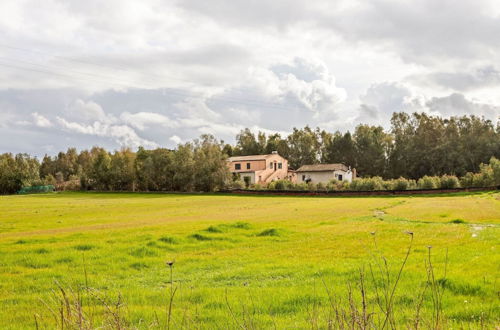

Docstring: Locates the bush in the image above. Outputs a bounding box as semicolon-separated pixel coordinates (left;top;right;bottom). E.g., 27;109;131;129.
349;177;385;191
267;181;276;190
391;177;411;190
293;182;309;191
227;180;245;189
316;182;327;191
473;171;493;187
307;182;316;191
417;176;439;189
326;179;348;191
326;179;336;191
439;175;460;189
459;157;500;188
490;157;500;186
460;172;475;188
251;183;264;190
274;179;292;190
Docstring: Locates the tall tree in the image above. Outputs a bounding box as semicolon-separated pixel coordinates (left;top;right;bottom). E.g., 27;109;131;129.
286;126;321;169
233;128;262;155
321;131;357;168
354;125;391;177
193;135;230;192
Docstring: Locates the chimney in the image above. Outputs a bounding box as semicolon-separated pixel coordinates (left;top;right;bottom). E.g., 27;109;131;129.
271;150;278;154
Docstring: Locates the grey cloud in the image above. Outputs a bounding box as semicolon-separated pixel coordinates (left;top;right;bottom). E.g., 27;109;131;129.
426;93;500;118
176;0;315;28
326;0;500;64
358;82;414;122
271;58;328;82
411;66;500;91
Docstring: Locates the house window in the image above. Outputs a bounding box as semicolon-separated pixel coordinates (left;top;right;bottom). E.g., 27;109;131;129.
246;163;251;169
269;162;273;169
235;163;241;170
302;175;306;181
338;174;343;181
278;162;282;169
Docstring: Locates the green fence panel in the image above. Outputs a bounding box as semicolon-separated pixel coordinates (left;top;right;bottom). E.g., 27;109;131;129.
17;185;55;194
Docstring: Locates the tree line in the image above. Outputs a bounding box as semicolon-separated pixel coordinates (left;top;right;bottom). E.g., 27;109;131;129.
1;135;229;194
0;112;499;194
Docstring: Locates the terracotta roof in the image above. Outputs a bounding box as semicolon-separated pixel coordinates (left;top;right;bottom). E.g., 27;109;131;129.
228;154;275;162
296;163;349;172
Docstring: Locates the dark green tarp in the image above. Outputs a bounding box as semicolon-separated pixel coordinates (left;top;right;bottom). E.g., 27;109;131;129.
17;185;55;194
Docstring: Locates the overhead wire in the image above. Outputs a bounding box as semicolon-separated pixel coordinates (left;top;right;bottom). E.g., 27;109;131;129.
0;44;304;111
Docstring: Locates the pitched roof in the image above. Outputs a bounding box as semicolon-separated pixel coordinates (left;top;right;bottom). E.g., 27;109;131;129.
228;154;275;162
296;163;349;172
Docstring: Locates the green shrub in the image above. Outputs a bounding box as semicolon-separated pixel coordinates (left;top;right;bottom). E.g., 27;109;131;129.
267;181;277;190
326;179;347;191
461;158;500;188
474;171;492;187
391;177;410;190
316;182;326;191
307;182;316;191
439;175;460;189
227;180;245;189
490;157;500;185
350;177;385;191
417;176;439;189
460;172;475;188
251;183;264;190
274;179;292;190
293;182;309;191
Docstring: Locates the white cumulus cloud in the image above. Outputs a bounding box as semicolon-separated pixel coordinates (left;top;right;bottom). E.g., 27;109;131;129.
120;111;177;130
31;112;52;127
56;117;158;149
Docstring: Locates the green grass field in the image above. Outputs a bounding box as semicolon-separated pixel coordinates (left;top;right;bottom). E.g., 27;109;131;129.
0;192;499;329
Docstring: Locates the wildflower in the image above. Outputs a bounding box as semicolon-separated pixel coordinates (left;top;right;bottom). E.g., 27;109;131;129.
166;260;175;267
405;231;414;236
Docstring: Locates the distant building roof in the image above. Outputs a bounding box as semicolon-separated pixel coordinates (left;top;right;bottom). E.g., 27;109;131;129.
296;163;349;172
228;154;279;162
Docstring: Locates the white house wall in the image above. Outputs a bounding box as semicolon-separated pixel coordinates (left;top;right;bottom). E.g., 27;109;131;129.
298;170;353;184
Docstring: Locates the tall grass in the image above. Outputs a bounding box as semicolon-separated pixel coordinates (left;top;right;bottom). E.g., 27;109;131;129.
37;234;466;329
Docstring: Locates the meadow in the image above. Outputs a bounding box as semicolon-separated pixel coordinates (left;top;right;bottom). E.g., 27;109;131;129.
0;192;498;329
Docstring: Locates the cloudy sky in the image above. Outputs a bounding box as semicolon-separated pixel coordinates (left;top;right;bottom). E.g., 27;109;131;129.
1;0;500;156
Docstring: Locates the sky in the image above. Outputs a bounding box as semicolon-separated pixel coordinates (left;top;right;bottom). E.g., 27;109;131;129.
1;0;500;156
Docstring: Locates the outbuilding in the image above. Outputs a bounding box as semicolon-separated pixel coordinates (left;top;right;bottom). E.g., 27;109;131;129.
296;164;356;184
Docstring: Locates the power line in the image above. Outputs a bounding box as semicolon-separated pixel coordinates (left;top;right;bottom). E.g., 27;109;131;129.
0;43;197;86
0;43;307;111
0;59;304;112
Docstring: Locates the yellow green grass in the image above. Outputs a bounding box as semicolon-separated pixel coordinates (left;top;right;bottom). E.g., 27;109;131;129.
0;192;499;328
